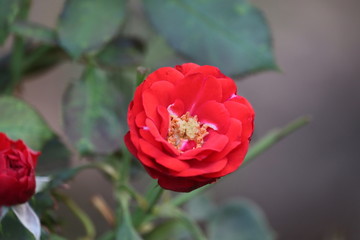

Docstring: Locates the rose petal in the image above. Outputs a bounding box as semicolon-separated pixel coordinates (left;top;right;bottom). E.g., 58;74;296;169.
167;99;185;117
219;77;237;101
139;139;188;172
175;158;228;177
157;174;215;192
175;63;200;75
185;65;226;78
195;101;230;133
146;118;180;156
224;101;254;139
142;81;175;125
135;111;147;128
144;67;184;87
157;106;170;138
179;132;229;160
203;141;249;178
175;74;222;113
0;133;11;152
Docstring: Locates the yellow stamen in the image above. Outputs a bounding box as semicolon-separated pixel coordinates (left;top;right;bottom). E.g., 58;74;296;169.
167;112;209;151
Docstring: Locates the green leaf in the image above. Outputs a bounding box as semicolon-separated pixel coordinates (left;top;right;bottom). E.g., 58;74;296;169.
143;0;277;76
62;66;126;155
185;194;215;221
0;0;21;44
144;219;192;240
208;200;275;240
37;135;71;173
143;35;185;70
11;21;57;45
12;203;41;240
57;0;126;58
0;96;53;150
48;167;82;189
97;36;145;69
116;193;143;240
0;211;34;240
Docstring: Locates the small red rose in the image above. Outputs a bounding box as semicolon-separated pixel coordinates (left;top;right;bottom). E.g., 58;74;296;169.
0;133;39;206
125;63;255;192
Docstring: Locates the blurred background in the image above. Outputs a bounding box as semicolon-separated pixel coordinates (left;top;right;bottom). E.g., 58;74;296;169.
7;0;360;239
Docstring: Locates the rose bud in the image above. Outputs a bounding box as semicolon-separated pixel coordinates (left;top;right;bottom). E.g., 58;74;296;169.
0;133;39;206
125;63;255;192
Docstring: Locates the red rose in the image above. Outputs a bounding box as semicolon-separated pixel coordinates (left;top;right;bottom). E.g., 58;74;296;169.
125;63;255;192
0;133;39;206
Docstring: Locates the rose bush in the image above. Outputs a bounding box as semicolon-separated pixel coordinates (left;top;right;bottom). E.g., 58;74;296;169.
125;63;255;192
0;133;39;206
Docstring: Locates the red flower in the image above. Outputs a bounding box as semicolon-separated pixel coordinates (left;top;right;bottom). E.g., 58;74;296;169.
0;133;39;206
125;63;255;192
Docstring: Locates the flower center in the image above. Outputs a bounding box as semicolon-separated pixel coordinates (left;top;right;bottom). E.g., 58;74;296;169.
167;112;209;151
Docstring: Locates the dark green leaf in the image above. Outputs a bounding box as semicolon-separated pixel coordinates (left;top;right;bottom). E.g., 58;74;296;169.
143;35;186;70
48;167;83;189
37;135;71;173
57;0;126;58
143;0;277;76
11;21;57;45
0;0;21;44
208;200;275;240
0;212;34;240
0;56;12;94
97;36;145;69
63;66;126;155
0;96;53;150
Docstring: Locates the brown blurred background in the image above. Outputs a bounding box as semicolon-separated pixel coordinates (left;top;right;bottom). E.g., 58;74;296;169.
9;0;360;239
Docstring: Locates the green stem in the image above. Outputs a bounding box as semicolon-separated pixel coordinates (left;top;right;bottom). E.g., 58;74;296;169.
243;116;310;165
120;146;131;183
22;45;52;70
179;213;207;240
170;116;310;207
7;0;31;94
54;192;96;240
156;207;207;240
133;182;164;228
171;185;209;207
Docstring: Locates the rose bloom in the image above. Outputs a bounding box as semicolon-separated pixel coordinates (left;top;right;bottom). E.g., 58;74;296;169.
0;133;39;206
125;63;255;192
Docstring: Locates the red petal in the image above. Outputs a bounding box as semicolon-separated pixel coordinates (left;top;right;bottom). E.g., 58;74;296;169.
185;65;226;78
144;67;184;87
146;118;180;156
195;101;230;134
139;139;188;172
0;133;11;151
124;132;138;157
137;152;166;173
175;63;200;75
175;74;222;113
179;132;229;160
157;106;170;138
219;77;237;102
167;99;185;116
157;174;215;192
135;111;147;128
175;158;228;177
142;81;175;125
204;141;249;178
224;101;254;139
